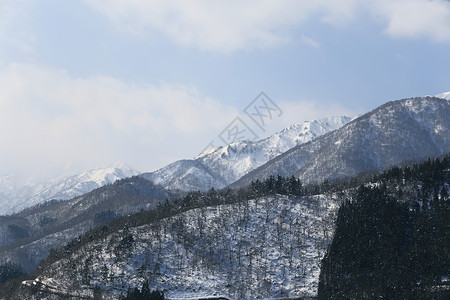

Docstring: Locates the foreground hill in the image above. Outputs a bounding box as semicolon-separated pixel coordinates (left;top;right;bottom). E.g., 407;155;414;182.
319;154;450;299
17;186;341;299
231;96;450;188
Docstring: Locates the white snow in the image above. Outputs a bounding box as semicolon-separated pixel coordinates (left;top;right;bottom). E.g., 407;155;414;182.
145;116;351;191
30;194;341;299
434;91;450;100
0;162;139;215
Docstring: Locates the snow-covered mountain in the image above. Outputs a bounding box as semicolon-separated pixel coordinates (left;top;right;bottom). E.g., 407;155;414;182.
435;91;450;100
141;116;351;191
0;176;171;273
231;96;450;188
0;162;139;215
6;92;450;299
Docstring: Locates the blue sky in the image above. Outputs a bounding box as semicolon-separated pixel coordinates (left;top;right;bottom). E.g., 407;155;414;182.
1;0;449;179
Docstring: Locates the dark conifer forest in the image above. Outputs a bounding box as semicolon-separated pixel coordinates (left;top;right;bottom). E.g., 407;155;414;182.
318;156;450;299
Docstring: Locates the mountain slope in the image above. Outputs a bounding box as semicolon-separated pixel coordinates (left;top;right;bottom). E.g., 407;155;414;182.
231;96;450;188
0;176;171;273
0;162;139;215
318;154;450;299
141;116;351;191
435;91;450;100
19;193;340;299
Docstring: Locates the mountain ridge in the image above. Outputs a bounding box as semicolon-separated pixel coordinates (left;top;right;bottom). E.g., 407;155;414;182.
0;176;171;273
0;162;140;215
433;91;450;100
141;116;351;192
230;96;450;189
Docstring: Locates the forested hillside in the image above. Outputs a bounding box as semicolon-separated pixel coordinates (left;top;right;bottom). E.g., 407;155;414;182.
0;177;172;274
3;155;450;299
12;177;341;299
319;156;450;299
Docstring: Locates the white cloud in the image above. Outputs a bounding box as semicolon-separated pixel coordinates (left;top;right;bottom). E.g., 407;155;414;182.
371;0;450;42
0;63;239;178
84;0;450;53
318;0;361;25
0;63;359;180
301;35;321;48
0;0;35;59
84;0;360;53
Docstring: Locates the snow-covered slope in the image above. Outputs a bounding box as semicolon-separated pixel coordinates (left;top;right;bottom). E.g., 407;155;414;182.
435;91;450;100
141;116;351;191
231;96;450;188
22;194;341;299
0;176;171;273
0;162;139;215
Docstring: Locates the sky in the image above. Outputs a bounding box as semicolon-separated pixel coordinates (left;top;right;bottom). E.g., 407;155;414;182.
0;0;450;180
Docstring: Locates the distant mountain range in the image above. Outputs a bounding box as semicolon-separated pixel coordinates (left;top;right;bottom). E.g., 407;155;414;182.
0;162;139;215
0;117;352;216
0;176;172;273
231;95;450;188
140;116;352;191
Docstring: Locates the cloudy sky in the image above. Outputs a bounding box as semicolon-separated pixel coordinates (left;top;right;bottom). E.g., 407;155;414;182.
1;0;450;180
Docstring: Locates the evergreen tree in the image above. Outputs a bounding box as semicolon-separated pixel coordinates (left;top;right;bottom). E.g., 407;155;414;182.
440;186;448;201
93;286;103;300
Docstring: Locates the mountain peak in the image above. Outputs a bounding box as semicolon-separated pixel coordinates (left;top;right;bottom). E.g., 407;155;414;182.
434;91;450;100
231;96;450;189
0;163;140;215
111;161;135;170
196;145;219;159
141;116;351;191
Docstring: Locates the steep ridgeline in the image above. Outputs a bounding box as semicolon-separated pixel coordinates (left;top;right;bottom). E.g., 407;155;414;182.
0;162;140;215
318;154;450;299
140;116;351;192
231;96;450;188
0;177;172;273
18;186;341;300
435;91;450;100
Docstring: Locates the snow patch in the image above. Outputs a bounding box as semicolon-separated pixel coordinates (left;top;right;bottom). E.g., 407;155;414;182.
434;91;450;100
